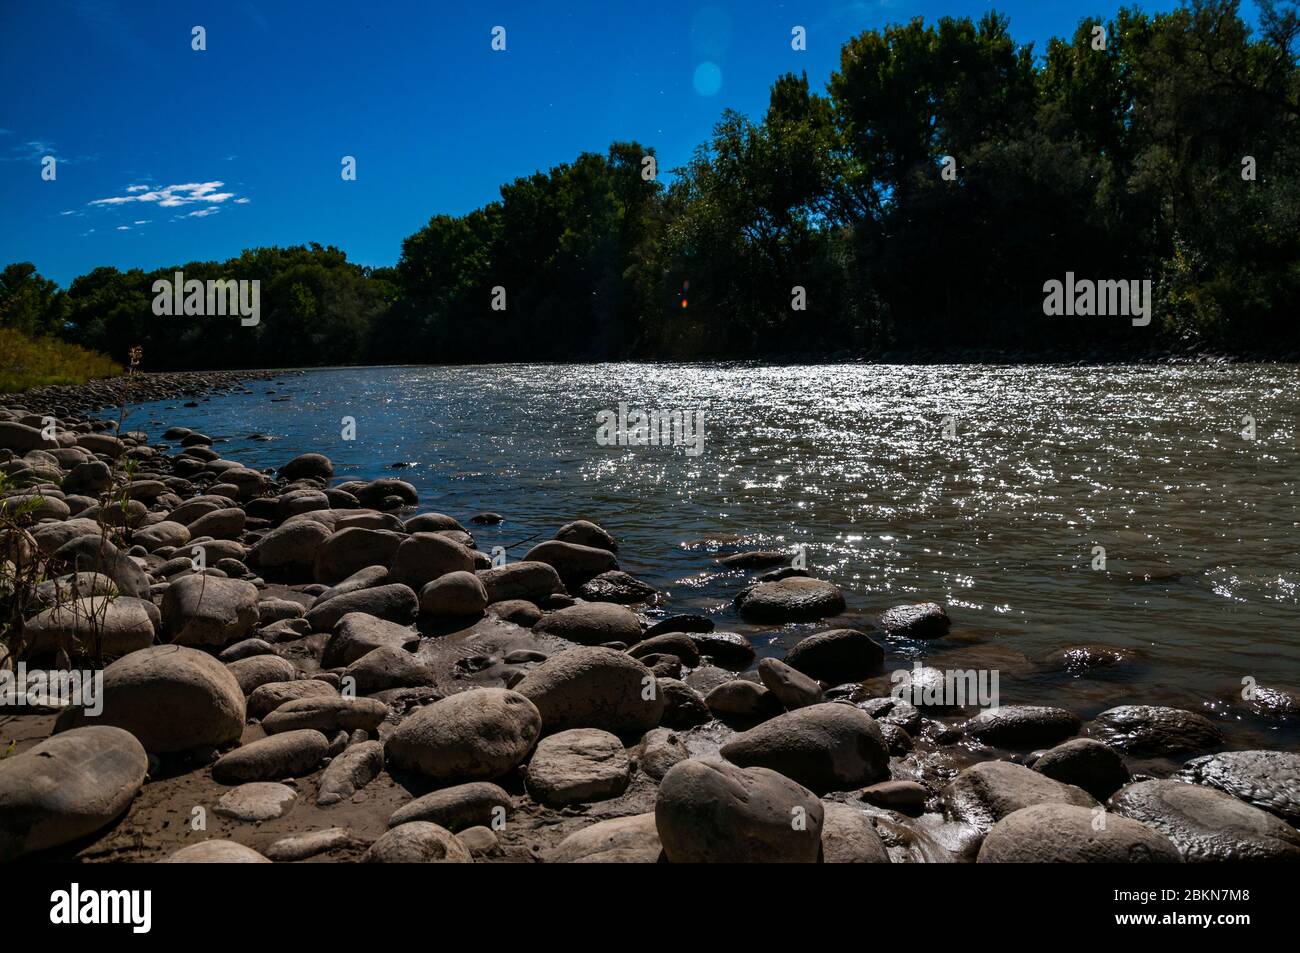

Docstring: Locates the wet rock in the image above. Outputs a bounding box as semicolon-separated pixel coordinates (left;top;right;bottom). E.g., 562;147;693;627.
1033;738;1131;802
577;570;656;604
878;602;951;639
515;646;664;736
211;729;331;783
860;779;928;816
940;761;1098;835
321;612;420;668
735;577;846;623
353;478;418;510
260;696;389;735
525;539;618;587
630;728;690;781
628;632;699;666
363;822;472;863
488;599;544;627
1039;643;1138;676
1110;779;1300;862
646;614;713;637
655;760;823;863
784;628;884;682
477;561;565;604
533;602;644;646
0;726;148;861
419;570;488;618
1174;750;1300;826
821;802;891;863
385;688;541;783
526;728;631;806
546;813;663;863
758;657;824;710
457;826;501;857
1087;705;1223;756
162;840;271;863
688;631;755;669
250;520;332;574
965;706;1081;750
214;782;297;821
219;638;275;662
977;804;1181;863
389;781;511;831
53;644;245;753
317;740;385;806
279;453;333;482
304;584;419;632
721;703;891;793
718;550;791;569
391;533;477;590
162;574;260;647
312;564;389;604
553;519;618;552
470;512;503;525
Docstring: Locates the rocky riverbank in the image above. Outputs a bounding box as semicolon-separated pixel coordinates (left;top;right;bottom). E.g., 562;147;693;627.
1;388;1298;864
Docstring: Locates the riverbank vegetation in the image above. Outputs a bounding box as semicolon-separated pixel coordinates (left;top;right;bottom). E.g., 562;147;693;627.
0;327;122;393
3;0;1297;369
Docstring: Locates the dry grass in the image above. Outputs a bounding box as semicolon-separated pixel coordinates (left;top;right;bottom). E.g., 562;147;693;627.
0;328;122;392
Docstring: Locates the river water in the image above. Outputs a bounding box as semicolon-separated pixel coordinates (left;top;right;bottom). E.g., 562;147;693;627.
120;363;1300;750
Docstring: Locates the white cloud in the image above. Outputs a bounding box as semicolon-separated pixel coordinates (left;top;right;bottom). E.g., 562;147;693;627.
186;207;220;218
89;181;239;209
234;197;251;204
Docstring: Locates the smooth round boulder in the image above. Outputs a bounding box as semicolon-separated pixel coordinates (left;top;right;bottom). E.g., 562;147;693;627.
545;813;662;863
878;602;951;639
820;802;892;863
1109;779;1300;862
260;696;388;735
161;840;271;863
476;561;565;604
304;584;419;632
757;657;823;710
391;533;477;590
525;729;631;806
0;726;148;861
214;782;297;821
384;688;542;783
965;705;1082;749
784;628;883;682
279;452;334;482
720;703;890;793
250;519;332;573
247;679;338;718
1174;750;1300;826
977;804;1182;863
554;519;618;552
388;781;512;831
735;577;846;623
53;645;245;753
534;602;642;646
655;760;823;863
363;821;472;863
313;527;404;585
419;570;488;618
514;646;665;736
162;574;260;647
321;612;420;668
225;654;297;696
342;644;435;694
317;740;385;806
941;760;1099;834
211;729;331;784
1032;737;1131;801
23;596;156;656
1087;705;1223;755
525;539;618;587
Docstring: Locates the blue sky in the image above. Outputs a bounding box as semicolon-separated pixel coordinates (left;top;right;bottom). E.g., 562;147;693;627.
0;0;1238;286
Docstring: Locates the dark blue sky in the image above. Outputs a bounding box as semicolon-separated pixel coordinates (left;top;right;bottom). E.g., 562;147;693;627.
2;0;1238;285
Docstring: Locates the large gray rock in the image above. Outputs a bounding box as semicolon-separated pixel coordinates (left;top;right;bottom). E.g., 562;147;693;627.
363;822;472;863
757;657;823;710
1033;738;1131;802
321;612;420;668
721;703;890;792
388;781;511;831
1174;750;1300;826
534;602;642;646
655;760;824;863
783;628;883;682
161;840;270;863
735;577;846;623
187;507;245;540
313;527;404;584
419;570;489;618
343;644;435;694
162;574;260;647
878;601;951;639
525;728;631;806
820;802;892;863
1109;779;1300;862
977;804;1182;863
525;539;618;587
1087;705;1223;755
0;726;148;861
211;729;331;783
250;519;332;573
225;654;297;696
514;646;665;736
385;688;542;783
965;705;1082;749
630;727;690;780
317;740;385;806
260;696;388;735
304;584;418;632
545;813;664;863
214;782;297;822
51;535;149;598
53;645;245;753
391;532;476;589
279;452;334;482
554;519;618;552
247;679;338;718
477;561;565;604
941;760;1098;834
23;596;155;656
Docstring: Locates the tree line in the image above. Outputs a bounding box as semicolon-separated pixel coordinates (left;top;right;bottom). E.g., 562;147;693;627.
3;1;1297;371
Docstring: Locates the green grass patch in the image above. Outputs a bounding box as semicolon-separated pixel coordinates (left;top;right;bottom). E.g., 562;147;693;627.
0;328;122;393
